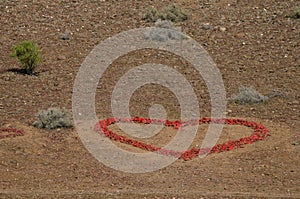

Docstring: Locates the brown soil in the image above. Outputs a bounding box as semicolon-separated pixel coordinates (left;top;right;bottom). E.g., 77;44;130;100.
0;0;299;198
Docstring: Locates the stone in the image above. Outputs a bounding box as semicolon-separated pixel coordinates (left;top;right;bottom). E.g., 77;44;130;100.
57;55;66;60
59;31;72;40
219;27;226;32
202;23;213;30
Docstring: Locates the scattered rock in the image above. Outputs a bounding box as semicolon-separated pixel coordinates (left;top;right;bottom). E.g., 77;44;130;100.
3;123;12;128
202;23;213;30
59;31;72;40
3;76;10;81
219;27;226;32
236;32;246;38
57;55;66;60
291;141;299;146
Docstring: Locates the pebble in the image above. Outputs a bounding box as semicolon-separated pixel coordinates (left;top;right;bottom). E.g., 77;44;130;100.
59;31;72;40
236;32;246;38
291;141;299;146
4;76;10;81
57;55;66;60
202;23;213;30
3;123;12;128
219;27;226;32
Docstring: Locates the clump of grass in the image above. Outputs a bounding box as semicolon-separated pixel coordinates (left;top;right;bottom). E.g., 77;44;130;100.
143;4;188;23
33;108;73;130
287;7;300;19
144;19;188;42
159;4;188;22
154;19;175;29
10;40;42;75
231;86;269;104
143;7;159;22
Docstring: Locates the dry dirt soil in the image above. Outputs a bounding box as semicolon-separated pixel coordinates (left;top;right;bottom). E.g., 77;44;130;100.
0;0;299;198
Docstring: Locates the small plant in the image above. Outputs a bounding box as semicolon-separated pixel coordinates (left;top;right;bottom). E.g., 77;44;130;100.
10;40;42;75
159;4;188;22
143;7;159;22
144;19;188;42
33;108;73;130
231;86;269;104
143;4;188;23
287;7;300;19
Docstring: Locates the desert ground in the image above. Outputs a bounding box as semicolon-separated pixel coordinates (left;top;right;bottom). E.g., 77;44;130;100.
0;0;299;198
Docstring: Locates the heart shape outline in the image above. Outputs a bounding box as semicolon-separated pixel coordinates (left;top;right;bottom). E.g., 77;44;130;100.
94;117;269;160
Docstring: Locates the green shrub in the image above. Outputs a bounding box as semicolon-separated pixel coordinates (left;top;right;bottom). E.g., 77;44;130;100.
143;7;159;22
287;7;300;19
144;19;188;42
33;108;73;130
231;86;269;104
159;4;188;22
143;4;188;23
10;40;42;75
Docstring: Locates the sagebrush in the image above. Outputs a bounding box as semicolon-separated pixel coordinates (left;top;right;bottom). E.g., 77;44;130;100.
160;4;188;22
33;108;73;129
231;86;269;104
10;40;42;75
143;4;188;22
287;7;300;19
143;7;159;22
144;19;187;42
